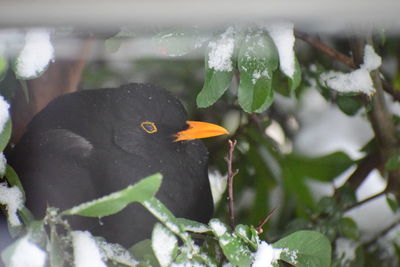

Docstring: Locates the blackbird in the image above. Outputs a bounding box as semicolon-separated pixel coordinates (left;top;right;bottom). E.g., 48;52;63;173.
9;83;228;247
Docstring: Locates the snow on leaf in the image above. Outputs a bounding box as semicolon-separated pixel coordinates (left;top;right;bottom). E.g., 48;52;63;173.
15;29;54;80
252;241;285;267
208;27;235;72
362;44;382;71
7;237;46;267
152;223;178;267
0;182;23;226
320;69;375;95
63;173;162;217
265;22;296;78
72;231;106;267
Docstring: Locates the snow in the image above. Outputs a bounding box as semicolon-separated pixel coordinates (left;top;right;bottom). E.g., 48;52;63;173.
208;170;227;205
251;70;270;84
72;231;106;267
208;27;235;72
266;22;295;78
335;238;357;263
152;224;178;267
98;240;138;266
15;29;54;79
0;183;23;226
209;220;227;236
320;44;382;96
320;68;375;95
9;237;46;267
0;95;10;133
0;152;6;175
362;44;382;71
252;241;284;267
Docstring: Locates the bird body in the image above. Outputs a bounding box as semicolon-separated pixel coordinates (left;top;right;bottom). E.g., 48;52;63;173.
10;83;216;247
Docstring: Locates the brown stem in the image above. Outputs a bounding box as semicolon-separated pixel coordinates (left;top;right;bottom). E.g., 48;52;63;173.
256;207;277;234
345;151;382;190
343;190;387;212
225;139;239;229
294;30;356;69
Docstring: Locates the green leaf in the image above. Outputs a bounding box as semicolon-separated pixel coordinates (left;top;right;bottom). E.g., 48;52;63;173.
285;151;353;182
273;230;331;267
209;219;253;267
4;165;25;199
336;95;363;116
176;218;211;233
386;193;400;213
130;239;160;267
63;173;162;217
385;150;400;171
0;119;11;152
238;30;278;113
235;224;259;250
0;54;8;82
196;32;234;108
153;28;206;57
152;223;178;267
338;217;359;240
288;57;302;91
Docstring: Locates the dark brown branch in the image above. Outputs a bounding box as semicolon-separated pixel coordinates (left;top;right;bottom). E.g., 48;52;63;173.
346;151;382;190
343;190;387;212
294;30;356;69
225;139;239;229
256;207;277;234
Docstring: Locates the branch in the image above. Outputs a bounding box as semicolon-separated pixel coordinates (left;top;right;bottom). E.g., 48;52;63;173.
343;190;387;212
225;139;239;229
294;30;356;69
345;151;381;190
295;30;400;102
256;207;277;234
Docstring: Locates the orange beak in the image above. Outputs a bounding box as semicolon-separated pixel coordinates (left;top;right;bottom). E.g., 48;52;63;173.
174;121;229;142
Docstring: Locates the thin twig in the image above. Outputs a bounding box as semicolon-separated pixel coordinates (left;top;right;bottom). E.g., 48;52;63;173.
365;219;400;248
225;139;239;229
256;207;277;234
343;190;387;212
294;30;356;69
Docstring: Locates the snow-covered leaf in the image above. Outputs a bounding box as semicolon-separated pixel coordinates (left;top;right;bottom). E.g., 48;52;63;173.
153;28;206;57
63;173;162;217
177;218;211;233
273;230;331;267
14;29;54;80
49;226;65;267
98;239;138;266
72;231;106;267
152;223;178;267
1;236;47;267
234;224;259;250
4;165;25;199
265;22;296;79
238;30;278;113
196;29;235;108
209;219;253;267
142;197;185;237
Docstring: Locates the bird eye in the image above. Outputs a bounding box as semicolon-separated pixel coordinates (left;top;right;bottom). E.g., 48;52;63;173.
140;121;158;134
